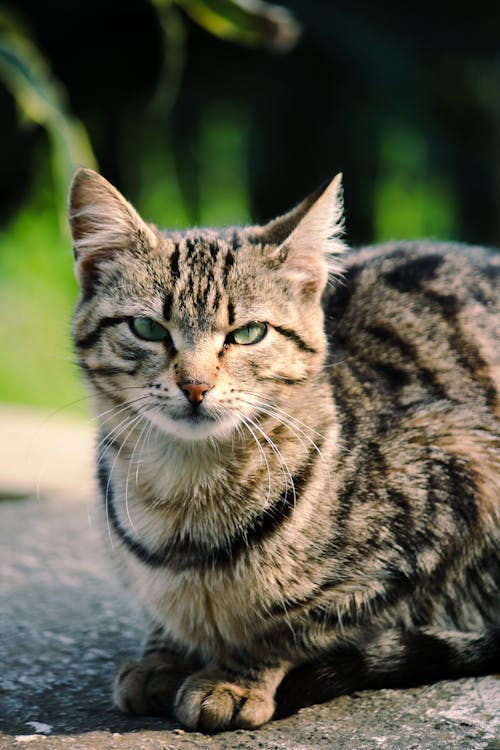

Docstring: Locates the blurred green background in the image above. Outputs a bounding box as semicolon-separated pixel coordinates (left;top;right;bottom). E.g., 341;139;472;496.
0;0;499;413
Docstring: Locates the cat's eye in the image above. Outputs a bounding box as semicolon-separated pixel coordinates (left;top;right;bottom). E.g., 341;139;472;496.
130;317;170;342
226;322;268;346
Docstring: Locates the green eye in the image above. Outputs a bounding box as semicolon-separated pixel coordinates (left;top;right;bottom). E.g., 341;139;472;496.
130;317;169;342
227;322;268;346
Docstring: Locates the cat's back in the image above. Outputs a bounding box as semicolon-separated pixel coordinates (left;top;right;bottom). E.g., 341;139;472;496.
324;241;500;597
325;241;500;416
327;240;499;327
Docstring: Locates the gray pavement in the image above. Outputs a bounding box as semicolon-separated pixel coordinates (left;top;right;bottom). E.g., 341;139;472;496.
1;406;499;749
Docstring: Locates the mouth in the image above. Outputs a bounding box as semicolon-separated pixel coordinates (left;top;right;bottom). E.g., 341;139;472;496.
145;401;230;442
179;402;218;423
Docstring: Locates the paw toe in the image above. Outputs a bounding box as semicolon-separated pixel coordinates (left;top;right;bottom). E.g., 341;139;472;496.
175;674;274;731
198;683;246;731
114;658;185;717
237;692;275;729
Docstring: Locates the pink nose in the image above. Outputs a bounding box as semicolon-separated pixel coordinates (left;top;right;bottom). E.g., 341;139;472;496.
179;381;211;404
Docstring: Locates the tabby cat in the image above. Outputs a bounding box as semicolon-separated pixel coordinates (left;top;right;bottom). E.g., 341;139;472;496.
69;168;500;731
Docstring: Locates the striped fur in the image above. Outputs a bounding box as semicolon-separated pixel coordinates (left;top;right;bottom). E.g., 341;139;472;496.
69;168;500;731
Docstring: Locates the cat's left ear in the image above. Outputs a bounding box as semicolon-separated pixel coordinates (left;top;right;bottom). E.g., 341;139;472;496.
270;173;345;299
68;168;157;292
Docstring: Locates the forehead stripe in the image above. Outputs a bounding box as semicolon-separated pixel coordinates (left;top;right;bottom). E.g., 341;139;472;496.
231;231;240;250
209;241;219;261
163;293;173;321
170;246;180;279
223;249;235;282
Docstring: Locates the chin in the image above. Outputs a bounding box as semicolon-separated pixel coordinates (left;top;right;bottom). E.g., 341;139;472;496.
146;408;239;443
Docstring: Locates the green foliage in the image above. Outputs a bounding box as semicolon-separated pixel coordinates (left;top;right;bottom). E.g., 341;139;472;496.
170;0;299;51
0;9;97;207
0;165;85;412
134;105;250;229
0;0;484;413
198;104;250;225
374;124;457;242
0;0;257;411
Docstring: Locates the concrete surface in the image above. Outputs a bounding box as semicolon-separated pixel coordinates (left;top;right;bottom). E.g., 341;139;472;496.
1;405;499;750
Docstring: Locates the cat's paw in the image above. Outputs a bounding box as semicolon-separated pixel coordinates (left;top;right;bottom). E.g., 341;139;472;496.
174;669;275;731
114;655;189;716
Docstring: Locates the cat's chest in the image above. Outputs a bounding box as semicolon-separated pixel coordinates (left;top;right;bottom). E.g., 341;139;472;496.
112;436;273;554
110;461;271;653
136;445;229;502
123;552;265;656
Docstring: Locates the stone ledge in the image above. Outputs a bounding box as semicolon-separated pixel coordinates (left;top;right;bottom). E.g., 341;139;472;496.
0;404;94;501
1;407;498;749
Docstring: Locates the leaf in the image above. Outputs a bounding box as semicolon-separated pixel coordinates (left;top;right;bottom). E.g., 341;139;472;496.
0;9;97;205
171;0;300;52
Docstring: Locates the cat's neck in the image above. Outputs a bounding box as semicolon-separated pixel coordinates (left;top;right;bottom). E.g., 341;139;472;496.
96;389;340;550
139;429;241;495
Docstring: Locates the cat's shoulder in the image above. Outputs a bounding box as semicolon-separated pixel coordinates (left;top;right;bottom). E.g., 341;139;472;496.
326;240;499;315
343;239;499;274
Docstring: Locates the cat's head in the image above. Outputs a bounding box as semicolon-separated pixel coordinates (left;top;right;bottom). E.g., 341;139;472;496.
69;169;345;442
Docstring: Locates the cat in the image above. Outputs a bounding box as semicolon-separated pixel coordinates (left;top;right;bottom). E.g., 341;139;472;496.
69;167;500;732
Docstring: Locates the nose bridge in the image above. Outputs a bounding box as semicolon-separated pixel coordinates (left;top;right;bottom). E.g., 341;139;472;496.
175;341;217;386
175;344;217;404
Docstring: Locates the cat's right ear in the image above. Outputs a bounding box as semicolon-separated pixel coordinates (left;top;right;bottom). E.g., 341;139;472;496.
257;174;345;301
68;168;157;292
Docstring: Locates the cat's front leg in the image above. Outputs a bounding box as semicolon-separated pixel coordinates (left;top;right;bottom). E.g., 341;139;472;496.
114;626;201;717
174;662;290;731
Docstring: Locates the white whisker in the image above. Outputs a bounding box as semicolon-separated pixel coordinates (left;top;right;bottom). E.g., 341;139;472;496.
240;412;296;512
242;397;332;483
244;390;334;444
102;410;147;550
235;410;273;505
92;390;150;423
96;410;141;465
124;411;153;531
135;418;156;487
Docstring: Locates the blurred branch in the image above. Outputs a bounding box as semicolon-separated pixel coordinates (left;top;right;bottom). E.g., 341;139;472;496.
149;0;300;114
146;0;299;222
149;1;187;116
0;8;97;205
173;0;300;52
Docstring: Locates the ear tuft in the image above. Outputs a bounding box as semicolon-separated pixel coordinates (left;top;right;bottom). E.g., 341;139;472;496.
68;168;157;290
275;173;346;298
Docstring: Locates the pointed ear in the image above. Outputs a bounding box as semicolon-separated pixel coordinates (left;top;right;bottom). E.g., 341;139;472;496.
272;173;345;299
255;182;330;246
68;168;157;291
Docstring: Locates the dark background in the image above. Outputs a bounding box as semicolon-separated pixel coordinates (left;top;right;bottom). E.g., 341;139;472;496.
3;0;500;243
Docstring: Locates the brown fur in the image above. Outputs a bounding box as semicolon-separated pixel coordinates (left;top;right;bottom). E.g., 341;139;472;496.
69;169;500;731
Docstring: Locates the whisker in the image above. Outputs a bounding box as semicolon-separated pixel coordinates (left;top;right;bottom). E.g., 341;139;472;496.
96;399;152;471
92;392;150;424
243;399;332;479
243;391;334;444
240;412;296;512
235;411;273;506
102;410;146;550
96;411;140;465
135;418;156;487
124;411;153;531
